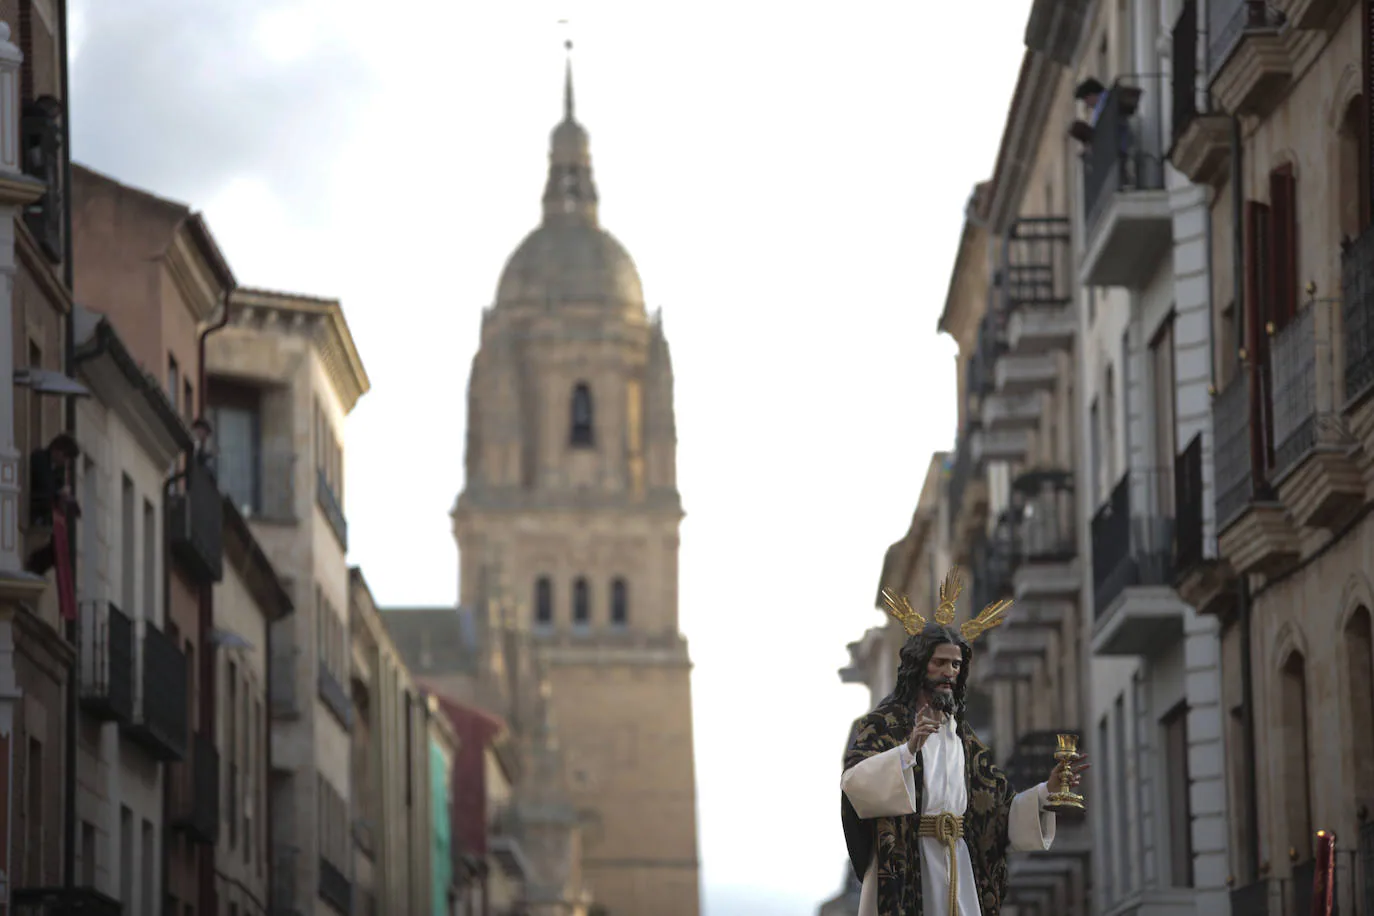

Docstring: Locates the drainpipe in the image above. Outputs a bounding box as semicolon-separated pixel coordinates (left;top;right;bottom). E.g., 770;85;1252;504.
57;0;78;892
196;289;232;916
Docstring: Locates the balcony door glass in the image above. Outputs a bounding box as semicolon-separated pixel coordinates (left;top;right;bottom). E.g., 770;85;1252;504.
214;405;261;514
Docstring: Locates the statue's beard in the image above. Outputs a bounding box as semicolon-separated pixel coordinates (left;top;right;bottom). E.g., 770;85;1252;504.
925;677;957;714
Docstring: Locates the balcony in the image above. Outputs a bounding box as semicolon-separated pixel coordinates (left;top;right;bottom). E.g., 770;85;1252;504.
1228;878;1275;914
1208;0;1291;118
19;97;63;263
1269;294;1363;529
1079;76;1172;289
1091;470;1188;657
1004;730;1084;817
318;664;355;731
1010;470;1079;603
1169;0;1231;185
168;458;224;583
353;817;377;860
1024;0;1091;64
271;646;302;719
995;352;1058;395
316;468;348;551
170;730;220;844
983;392;1042;432
1213;372;1300;576
319;856;353;914
1276;0;1354;30
217;445;296;523
11;887;122;916
124;622;188;761
1000;218;1075;355
1342;225;1374;442
78;600;135;725
1173;435;1237;618
273;845;304;916
972;427;1033;468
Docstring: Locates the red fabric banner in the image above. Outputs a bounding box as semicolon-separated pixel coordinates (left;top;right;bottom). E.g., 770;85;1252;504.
52;505;76;621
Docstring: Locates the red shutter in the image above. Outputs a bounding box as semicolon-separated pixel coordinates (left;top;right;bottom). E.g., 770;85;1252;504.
1244;200;1274;483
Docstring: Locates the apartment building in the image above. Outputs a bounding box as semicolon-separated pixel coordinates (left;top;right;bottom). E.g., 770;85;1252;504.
1158;0;1374;912
215;498;294;915
349;568;446;916
202;286;369;916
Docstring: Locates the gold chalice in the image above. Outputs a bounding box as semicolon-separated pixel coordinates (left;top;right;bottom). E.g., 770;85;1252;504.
1045;733;1086;811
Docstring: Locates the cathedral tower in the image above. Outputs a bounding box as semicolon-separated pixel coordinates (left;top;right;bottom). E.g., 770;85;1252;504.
451;50;700;916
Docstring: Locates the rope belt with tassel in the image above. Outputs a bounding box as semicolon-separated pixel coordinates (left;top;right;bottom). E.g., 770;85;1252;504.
917;813;965;914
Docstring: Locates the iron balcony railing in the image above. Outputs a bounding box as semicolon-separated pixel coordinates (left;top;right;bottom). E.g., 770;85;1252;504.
1082;75;1168;239
947;432;975;540
170;730;220;844
78;599;135;725
1000;217;1072;312
318;664;354;731
315;468;348;551
167;458;224;583
1342;224;1374;405
971;516;1016;614
968;310;1004;403
1270;294;1354;483
217;445;296;523
19;97;63;263
125;622;188;762
1228;877;1270;915
353;817;377;860
271;646;302;719
1011;470;1076;562
1091;468;1177;618
318;856;353;914
1171;0;1202;148
11;886;122;916
1003;729;1081;798
1209;0;1285;82
272;845;303;915
1213;372;1259;531
1174;434;1209;578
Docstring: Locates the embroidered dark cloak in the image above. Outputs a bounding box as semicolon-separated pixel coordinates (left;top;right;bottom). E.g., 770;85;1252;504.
841;700;1017;916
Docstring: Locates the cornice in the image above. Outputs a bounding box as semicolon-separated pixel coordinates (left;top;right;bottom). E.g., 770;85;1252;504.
984;50;1067;232
230;287;371;414
164;229;224;324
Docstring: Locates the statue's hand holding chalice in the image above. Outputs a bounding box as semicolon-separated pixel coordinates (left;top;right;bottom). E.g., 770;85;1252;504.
1046;734;1090;811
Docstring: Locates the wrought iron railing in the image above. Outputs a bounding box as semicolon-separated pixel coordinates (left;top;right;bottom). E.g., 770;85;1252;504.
170;730;220;844
78;600;135;725
315;467;348;551
1209;0;1285;81
1001;217;1072;312
1083;75;1168;238
1171;0;1202;148
1292;857;1316;916
318;856;353;914
1213;372;1257;531
168;459;224;583
272;845;302;914
1269;295;1353;482
318;664;355;731
947;433;975;540
1173;435;1208;578
271;646;302;719
19;97;63;263
972;516;1016;613
217;446;296;522
1343;225;1374;405
1228;877;1270;915
126;622;188;762
11;887;122;916
1011;469;1076;562
1091;468;1176;617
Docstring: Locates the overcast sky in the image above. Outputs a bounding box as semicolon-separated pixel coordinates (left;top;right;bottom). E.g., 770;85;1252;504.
69;1;1027;911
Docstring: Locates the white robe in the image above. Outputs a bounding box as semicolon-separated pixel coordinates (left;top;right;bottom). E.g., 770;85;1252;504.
840;717;1056;916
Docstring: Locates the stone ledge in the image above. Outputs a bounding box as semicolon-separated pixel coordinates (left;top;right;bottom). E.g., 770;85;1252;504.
1210;31;1292;118
1217;502;1299;577
1275;447;1365;530
1169;114;1231;188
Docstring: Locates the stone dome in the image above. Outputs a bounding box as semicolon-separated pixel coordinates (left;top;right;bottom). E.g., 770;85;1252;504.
495;223;645;312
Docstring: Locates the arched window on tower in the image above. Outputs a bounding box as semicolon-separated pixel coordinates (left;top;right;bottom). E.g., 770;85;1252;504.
610;578;628;628
570;383;595;447
535;577;553;628
572;577;590;628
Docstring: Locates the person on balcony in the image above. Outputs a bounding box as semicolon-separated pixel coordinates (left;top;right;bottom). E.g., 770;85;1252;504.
25;432;81;576
191;416;216;473
840;568;1087;916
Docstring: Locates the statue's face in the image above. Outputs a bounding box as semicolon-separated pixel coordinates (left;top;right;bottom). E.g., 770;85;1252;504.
924;641;963;713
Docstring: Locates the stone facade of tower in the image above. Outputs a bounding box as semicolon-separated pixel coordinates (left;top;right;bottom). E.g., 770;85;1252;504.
451;61;700;916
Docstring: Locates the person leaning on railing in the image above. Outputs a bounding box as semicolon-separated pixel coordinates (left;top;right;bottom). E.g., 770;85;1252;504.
25;432;81;576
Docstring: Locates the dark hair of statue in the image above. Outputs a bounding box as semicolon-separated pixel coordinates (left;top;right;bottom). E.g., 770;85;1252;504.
882;622;973;721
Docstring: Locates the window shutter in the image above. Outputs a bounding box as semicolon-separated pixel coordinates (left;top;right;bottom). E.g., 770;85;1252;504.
1268;167;1298;331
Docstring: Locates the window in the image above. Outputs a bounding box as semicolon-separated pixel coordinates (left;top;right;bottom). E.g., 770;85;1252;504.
142;498;156;619
1089;398;1102;505
1098;716;1114;902
183;379;194;424
1113;695;1130;894
570;383;594;447
168;354;180;412
1103;365;1117;486
1150;315;1177;517
535;577;553;626
141;819;155;915
611;578;628;627
228;660;239;849
1280;650;1313;860
81;820;96;886
572;577;590;627
23;738;41;883
120;806;133;905
208;380;264;514
27;340;42;455
1162;701;1194;886
121;475;136;614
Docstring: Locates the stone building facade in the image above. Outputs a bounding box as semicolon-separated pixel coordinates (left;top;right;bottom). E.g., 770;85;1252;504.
444;60;700;916
204;286;370;916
